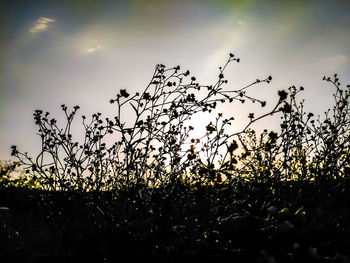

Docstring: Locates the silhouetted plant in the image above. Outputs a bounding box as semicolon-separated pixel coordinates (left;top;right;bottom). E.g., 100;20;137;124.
10;53;350;195
4;54;350;262
11;54;278;192
230;76;350;183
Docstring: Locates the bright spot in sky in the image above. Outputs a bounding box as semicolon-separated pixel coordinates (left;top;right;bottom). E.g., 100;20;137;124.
84;45;102;54
29;17;56;33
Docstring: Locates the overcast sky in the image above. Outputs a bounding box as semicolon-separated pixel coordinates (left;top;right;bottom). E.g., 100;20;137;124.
1;0;350;161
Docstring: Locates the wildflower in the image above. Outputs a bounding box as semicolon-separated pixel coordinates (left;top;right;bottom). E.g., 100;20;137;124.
10;145;18;156
206;122;216;133
278;90;288;101
143;92;151;100
280;102;292;113
120;89;129;98
268;131;278;143
187;153;196;161
227;140;238;153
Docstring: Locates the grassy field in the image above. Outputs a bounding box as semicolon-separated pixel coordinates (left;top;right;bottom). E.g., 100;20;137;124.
1;175;350;262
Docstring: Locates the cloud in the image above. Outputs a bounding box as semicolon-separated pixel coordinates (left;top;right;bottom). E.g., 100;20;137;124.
29;17;56;33
84;44;102;54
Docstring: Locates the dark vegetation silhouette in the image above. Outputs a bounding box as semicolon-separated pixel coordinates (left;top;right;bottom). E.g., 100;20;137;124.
1;54;350;262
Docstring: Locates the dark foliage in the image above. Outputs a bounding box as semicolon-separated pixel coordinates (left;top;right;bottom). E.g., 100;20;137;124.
1;179;350;262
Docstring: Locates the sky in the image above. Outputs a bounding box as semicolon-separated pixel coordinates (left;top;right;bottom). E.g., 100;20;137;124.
1;0;350;161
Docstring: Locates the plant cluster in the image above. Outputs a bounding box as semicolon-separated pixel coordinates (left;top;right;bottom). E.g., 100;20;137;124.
2;53;350;262
10;54;283;193
7;53;350;195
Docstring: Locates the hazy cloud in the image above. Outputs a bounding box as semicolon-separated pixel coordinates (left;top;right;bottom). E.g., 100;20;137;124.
29;17;56;33
84;44;102;54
